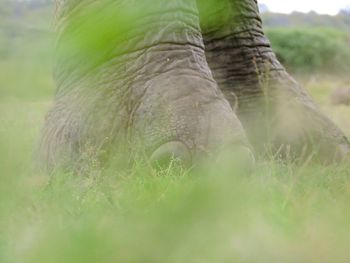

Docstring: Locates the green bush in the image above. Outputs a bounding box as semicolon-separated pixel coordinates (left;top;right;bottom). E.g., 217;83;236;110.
266;27;350;74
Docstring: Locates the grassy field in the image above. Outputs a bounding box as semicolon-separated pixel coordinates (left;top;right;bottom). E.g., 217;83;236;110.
1;16;350;263
1;96;350;263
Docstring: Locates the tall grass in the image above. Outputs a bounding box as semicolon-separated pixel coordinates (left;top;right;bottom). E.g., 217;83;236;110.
1;101;350;262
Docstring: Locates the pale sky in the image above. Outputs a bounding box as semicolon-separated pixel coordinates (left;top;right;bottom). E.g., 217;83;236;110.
260;0;350;15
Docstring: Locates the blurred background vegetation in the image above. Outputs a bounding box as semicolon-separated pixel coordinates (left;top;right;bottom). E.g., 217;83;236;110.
1;1;350;262
263;8;350;74
0;0;53;99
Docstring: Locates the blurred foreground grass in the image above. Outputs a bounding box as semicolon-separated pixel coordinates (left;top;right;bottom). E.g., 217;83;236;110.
2;68;350;263
1;97;350;262
1;7;350;262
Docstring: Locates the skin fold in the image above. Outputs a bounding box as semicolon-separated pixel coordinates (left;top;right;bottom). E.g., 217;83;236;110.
198;0;350;162
39;0;252;171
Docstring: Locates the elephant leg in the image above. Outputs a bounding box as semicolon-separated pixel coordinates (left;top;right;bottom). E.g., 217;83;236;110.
39;0;253;171
197;0;350;162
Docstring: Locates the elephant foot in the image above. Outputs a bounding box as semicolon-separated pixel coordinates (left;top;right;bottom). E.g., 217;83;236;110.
40;0;255;172
199;0;350;163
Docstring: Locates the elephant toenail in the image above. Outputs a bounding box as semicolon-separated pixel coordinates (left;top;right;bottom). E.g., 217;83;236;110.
150;141;192;169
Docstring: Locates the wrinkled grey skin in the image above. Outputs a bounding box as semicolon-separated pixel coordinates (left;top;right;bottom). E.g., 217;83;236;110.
198;0;350;161
39;0;251;171
39;0;349;172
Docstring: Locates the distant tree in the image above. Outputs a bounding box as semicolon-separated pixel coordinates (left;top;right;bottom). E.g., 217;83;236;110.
266;27;350;74
262;10;350;32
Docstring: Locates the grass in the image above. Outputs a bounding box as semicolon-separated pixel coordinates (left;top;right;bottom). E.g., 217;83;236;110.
2;72;350;263
1;101;350;262
1;17;350;262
